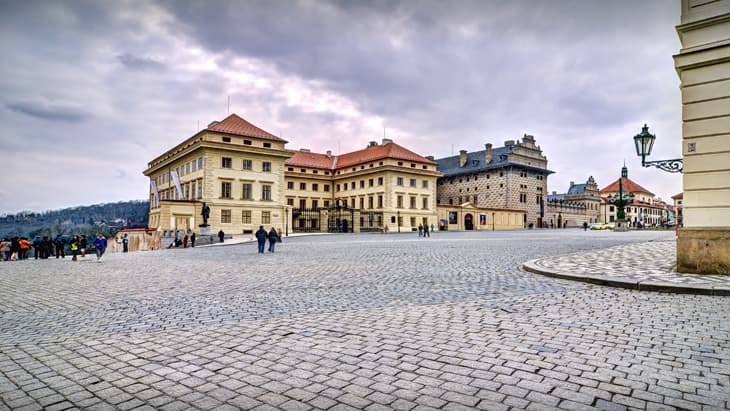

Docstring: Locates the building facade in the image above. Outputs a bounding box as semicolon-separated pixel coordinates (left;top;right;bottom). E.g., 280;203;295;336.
599;166;668;227
546;176;602;228
672;192;684;226
285;139;442;233
435;135;552;228
143;114;292;236
144;115;440;235
674;0;730;273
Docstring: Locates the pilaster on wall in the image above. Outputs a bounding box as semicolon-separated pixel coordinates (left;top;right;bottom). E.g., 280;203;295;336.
675;0;730;273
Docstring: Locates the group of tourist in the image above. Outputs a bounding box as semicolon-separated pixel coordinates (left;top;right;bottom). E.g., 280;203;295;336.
255;226;282;253
0;233;109;262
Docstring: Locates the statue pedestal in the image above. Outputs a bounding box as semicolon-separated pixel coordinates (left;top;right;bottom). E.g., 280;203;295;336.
614;219;629;232
199;225;211;236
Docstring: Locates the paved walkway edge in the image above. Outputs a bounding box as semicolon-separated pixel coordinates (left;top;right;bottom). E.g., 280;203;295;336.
522;259;730;296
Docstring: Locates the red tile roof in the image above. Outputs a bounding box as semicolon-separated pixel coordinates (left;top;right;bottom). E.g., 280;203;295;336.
285;142;435;170
336;142;436;168
671;192;683;200
207;114;286;142
286;150;335;169
599;177;654;196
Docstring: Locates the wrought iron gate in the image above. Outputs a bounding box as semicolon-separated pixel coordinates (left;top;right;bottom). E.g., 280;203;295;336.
291;208;322;233
327;205;355;233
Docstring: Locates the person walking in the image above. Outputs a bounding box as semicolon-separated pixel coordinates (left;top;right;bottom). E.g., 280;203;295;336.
70;235;80;261
33;236;42;259
80;235;87;257
418;224;423;237
218;230;224;243
93;233;107;262
583;221;589;231
255;226;267;254
0;238;10;261
267;227;280;253
423;223;430;237
122;234;129;252
54;235;66;259
10;237;20;261
190;232;196;248
19;237;31;259
40;236;51;259
431;223;435;234
183;234;188;248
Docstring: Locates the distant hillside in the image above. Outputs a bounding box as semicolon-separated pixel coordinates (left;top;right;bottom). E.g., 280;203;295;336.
0;200;149;239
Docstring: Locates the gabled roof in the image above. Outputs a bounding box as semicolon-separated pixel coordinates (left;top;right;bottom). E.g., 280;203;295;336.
207;114;286;142
436;147;553;177
286;150;335;169
336;142;436;169
599;177;654;196
671;192;683;200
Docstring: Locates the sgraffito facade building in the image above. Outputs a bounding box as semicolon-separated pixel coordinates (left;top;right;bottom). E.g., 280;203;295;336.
434;135;552;229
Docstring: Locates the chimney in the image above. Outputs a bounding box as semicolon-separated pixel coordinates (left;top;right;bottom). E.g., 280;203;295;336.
207;120;219;128
569;181;574;187
300;148;310;153
382;138;393;145
426;155;435;161
459;150;468;167
368;141;378;148
326;150;332;158
504;140;515;147
552;191;557;195
485;143;492;163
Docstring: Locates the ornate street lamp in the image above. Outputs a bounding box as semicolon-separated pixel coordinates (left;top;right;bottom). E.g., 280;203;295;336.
606;170;635;231
633;124;683;173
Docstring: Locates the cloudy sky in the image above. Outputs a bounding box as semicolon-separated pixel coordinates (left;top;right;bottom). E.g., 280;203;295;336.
1;0;683;214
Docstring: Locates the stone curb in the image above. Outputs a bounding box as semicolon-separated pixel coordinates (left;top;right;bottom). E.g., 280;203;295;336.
522;259;730;296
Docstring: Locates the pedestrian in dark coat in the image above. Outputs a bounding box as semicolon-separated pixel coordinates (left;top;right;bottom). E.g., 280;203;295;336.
190;233;196;247
255;226;267;254
218;230;224;243
268;227;279;253
80;235;87;257
54;235;65;258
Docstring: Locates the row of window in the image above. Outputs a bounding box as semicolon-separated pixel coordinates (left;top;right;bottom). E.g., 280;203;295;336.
287;181;331;192
155;157;204;185
220;136;272;149
287;195;430;210
155;179;203;202
287;167;330;175
334;177;430;192
220;209;271;224
220;181;272;201
221;157;271;172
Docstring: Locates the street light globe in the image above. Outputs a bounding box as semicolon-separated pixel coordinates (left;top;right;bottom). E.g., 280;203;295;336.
634;124;656;158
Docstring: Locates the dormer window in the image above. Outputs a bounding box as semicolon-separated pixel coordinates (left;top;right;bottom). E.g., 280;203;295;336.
472;160;479;166
263;142;271;148
222;137;231;143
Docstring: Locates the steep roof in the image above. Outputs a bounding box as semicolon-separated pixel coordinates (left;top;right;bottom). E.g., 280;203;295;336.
436;147;553;177
207;114;286;142
286;150;335;169
567;183;587;195
599;177;654;196
336;142;436;169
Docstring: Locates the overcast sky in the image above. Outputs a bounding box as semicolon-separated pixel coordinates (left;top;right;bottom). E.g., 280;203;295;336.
0;0;683;214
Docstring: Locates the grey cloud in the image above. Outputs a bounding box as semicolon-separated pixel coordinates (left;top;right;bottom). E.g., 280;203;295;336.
6;99;90;123
117;53;166;71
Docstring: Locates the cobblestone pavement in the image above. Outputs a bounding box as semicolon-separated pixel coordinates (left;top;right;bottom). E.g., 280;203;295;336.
523;238;730;294
2;229;729;410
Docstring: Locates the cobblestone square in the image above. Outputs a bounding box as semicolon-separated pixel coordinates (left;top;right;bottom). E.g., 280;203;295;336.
2;230;729;410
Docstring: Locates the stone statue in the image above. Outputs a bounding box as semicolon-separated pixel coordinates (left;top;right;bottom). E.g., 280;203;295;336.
201;202;210;226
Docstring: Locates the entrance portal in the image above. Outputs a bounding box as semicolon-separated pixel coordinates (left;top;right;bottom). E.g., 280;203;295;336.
464;214;474;230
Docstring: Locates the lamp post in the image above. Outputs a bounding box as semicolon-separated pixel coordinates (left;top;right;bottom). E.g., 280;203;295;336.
397;210;400;233
606;170;635;232
284;207;289;237
633;124;683;173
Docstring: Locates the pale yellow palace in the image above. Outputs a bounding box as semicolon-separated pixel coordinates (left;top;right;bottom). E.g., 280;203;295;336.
143;114;442;235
